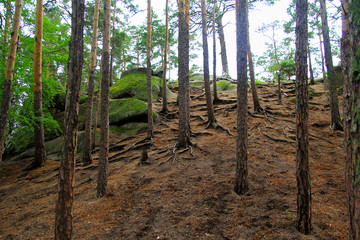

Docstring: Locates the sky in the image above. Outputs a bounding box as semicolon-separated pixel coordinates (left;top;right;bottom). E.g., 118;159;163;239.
127;0;328;80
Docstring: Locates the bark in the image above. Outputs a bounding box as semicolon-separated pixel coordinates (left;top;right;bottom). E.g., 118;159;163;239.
246;2;261;112
212;0;219;102
295;0;312;234
54;0;84;238
146;0;153;139
308;45;315;85
234;0;249;195
161;0;169;114
91;74;101;150
177;0;191;148
109;0;116;87
0;0;22;162
82;0;100;166
216;15;230;78
344;1;360;238
316;5;326;80
97;0;111;198
3;0;11;44
319;0;343;130
33;0;46;168
201;0;216;125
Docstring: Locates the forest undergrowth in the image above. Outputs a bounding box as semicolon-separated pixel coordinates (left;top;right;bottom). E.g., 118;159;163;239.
0;82;347;239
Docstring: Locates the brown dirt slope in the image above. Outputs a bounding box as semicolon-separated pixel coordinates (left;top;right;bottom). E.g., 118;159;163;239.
0;82;347;239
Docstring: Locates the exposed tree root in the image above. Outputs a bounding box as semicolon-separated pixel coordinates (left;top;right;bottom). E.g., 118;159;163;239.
205;121;233;136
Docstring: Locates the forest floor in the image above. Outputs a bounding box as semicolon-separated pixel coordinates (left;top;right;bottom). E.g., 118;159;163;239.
0;82;348;240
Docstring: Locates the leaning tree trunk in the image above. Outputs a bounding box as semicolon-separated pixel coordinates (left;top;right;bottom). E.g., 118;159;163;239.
146;0;153;139
54;0;84;238
3;0;11;46
201;0;217;127
212;0;219;102
234;0;249;195
246;1;262;112
0;0;22;162
319;0;343;130
161;0;169;114
216;15;230;78
33;0;46;168
82;0;100;166
308;44;315;85
97;0;111;198
295;0;312;234
177;0;191;148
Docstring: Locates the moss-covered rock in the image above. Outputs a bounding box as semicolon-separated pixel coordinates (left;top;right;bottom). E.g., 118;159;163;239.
217;80;236;91
110;73;162;102
109;122;148;139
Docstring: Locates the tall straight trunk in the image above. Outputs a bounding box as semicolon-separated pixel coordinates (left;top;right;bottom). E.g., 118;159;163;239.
91;73;101;150
212;0;219;102
319;0;343;130
33;0;46;168
201;0;217;126
3;0;11;44
82;0;100;166
177;0;191;148
246;2;261;112
343;0;360;238
308;45;315;85
161;0;169;113
146;0;153;138
97;0;111;198
234;0;249;195
216;16;230;78
54;0;84;238
109;0;116;87
316;7;326;80
0;0;22;162
295;0;312;234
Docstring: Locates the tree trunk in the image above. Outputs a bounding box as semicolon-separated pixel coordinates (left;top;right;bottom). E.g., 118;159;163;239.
161;0;169;114
109;0;116;87
92;74;101;150
319;0;343;130
308;45;315;85
212;0;219;102
3;0;11;45
33;0;46;168
216;15;230;78
343;1;360;238
295;0;312;234
146;0;153;139
97;0;111;198
82;0;100;166
234;0;249;195
0;0;22;162
177;0;191;148
54;0;84;238
201;0;217;126
316;7;326;80
247;2;262;112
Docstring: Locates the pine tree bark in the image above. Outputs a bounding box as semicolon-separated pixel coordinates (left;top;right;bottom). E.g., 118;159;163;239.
216;15;230;78
54;0;84;238
308;45;315;85
109;0;116;87
97;0;111;198
146;0;153;139
319;0;343;130
3;0;11;45
33;0;46;168
201;0;217;126
343;0;360;238
295;0;312;234
177;0;191;148
91;74;101;150
0;0;22;162
82;0;100;166
212;0;219;102
246;2;262;112
315;1;326;80
234;0;249;195
161;0;169;114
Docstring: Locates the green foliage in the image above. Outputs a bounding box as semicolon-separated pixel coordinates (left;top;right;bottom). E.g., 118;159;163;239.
217;80;236;91
255;79;266;85
109;73;162;102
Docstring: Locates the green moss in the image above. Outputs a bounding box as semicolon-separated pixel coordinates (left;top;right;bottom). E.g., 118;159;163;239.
109;73;162;102
110;122;148;138
189;73;204;81
217;80;236;91
289;97;296;103
308;89;324;98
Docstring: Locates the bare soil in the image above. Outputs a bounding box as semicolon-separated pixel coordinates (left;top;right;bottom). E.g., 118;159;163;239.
0;82;348;239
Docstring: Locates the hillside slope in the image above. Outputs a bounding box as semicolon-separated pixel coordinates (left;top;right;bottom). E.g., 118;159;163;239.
0;82;347;239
